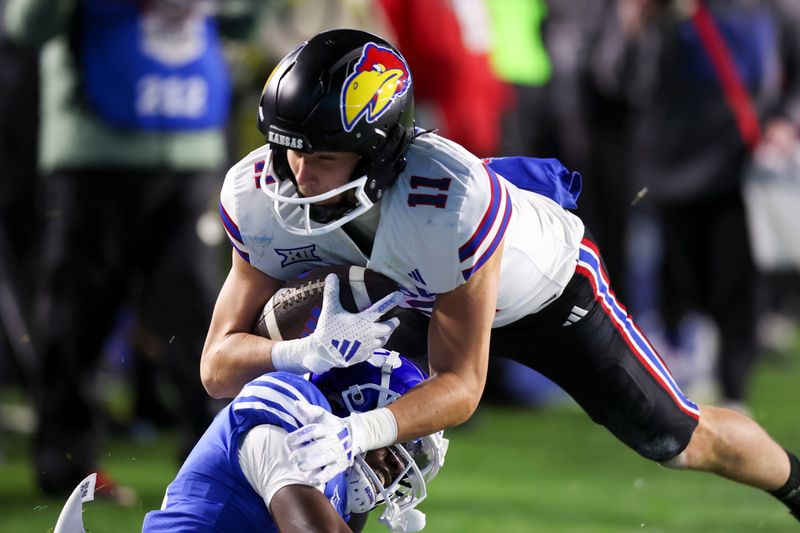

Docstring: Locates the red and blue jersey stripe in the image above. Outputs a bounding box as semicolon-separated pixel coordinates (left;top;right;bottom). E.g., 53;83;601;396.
576;238;700;420
459;163;512;281
219;200;250;263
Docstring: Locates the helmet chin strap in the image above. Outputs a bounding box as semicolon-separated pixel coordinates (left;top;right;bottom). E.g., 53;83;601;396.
378;351;401;407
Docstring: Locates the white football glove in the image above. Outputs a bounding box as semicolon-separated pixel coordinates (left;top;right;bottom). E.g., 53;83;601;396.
271;274;401;374
286;402;366;484
380;508;427;533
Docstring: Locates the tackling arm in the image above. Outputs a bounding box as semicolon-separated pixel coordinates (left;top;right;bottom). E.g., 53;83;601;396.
282;243;501;485
241;423;355;533
200;249;285;398
269;485;353;533
387;240;503;441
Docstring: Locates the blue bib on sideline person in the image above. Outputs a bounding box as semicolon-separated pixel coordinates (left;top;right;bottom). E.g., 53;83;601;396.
79;0;231;131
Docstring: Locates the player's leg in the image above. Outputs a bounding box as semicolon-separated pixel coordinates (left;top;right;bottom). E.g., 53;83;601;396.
668;404;791;491
574;236;800;518
492;236;699;462
491;235;800;518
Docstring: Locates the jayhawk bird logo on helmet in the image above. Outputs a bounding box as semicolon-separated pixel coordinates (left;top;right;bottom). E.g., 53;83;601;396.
340;43;410;132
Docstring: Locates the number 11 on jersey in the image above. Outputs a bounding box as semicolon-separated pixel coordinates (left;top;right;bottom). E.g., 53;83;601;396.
407;176;451;208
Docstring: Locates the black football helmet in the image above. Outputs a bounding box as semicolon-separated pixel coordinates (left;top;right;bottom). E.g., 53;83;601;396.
257;29;415;235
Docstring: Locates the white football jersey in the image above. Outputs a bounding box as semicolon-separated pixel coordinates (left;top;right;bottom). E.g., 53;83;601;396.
220;133;584;327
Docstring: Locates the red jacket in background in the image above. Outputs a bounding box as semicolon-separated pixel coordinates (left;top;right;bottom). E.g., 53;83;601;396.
378;0;512;157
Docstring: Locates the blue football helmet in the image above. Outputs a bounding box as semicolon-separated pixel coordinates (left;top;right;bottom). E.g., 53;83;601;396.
311;350;448;530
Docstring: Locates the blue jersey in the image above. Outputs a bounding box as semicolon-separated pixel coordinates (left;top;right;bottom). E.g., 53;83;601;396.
142;372;348;532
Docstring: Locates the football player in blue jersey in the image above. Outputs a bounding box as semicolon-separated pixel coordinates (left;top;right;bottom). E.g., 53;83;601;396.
201;28;800;523
143;351;447;533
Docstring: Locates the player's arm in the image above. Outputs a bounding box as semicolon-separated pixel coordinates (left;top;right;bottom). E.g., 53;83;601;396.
200;249;285;398
387;239;502;440
270;486;352;533
284;243;502;481
202;249;401;398
240;424;353;533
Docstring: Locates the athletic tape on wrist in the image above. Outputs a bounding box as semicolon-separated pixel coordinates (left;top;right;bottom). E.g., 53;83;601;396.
350;407;398;453
270;340;307;374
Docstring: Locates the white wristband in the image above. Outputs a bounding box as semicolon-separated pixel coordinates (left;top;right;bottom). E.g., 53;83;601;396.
347;407;398;454
270;339;308;374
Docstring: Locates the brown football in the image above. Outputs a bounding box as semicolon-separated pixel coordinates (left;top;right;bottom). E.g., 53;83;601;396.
253;265;429;358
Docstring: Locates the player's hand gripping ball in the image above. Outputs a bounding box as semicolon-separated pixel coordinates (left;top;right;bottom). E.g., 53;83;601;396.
254;265;402;341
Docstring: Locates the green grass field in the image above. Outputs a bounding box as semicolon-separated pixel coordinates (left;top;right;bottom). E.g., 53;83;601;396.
2;350;799;533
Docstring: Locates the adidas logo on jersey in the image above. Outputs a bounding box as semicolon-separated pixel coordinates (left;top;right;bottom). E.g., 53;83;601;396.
562;306;588;326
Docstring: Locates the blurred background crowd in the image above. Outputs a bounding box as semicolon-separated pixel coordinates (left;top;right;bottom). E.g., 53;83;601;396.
1;0;800;509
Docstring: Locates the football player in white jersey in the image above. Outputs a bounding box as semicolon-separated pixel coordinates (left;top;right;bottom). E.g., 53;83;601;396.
144;351;447;533
201;29;800;522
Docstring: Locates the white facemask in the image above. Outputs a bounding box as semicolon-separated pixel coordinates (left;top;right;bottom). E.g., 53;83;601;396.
259;150;376;237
